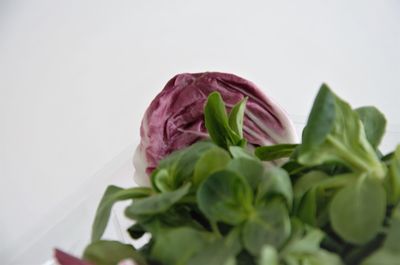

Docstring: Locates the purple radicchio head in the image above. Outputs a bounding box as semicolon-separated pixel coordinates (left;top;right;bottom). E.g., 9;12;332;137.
133;72;298;185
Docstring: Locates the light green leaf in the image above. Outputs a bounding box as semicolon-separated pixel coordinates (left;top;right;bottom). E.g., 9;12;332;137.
229;97;247;138
259;246;279;265
329;176;386;244
83;240;147;265
229;146;256;160
281;220;343;265
355;106;386;149
293;171;329;200
91;186;152;242
197;170;253;225
361;205;400;265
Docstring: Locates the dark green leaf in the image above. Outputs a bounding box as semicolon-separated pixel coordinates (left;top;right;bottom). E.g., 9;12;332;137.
329;176;386;244
242;200;291;255
356;106;386;149
83;240;147;265
197;170;253;225
255;144;299;161
229;97;247;138
125;183;190;217
91;186;152;242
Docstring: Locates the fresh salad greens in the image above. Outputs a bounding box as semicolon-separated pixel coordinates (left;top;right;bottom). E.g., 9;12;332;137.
58;84;400;265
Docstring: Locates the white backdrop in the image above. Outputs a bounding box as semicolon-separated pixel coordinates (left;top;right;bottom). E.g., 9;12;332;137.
1;0;400;264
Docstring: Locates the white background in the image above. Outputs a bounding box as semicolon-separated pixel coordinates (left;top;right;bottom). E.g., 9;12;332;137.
1;0;400;264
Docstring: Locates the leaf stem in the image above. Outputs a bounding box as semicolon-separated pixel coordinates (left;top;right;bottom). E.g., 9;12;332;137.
326;135;384;179
211;221;222;238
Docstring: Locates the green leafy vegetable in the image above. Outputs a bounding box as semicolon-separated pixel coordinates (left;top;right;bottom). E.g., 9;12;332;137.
77;84;400;265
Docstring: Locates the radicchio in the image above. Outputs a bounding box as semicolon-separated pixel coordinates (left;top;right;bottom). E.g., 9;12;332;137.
134;72;297;185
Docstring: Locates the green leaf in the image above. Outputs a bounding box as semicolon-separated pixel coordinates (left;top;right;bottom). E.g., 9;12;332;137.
229;97;247;138
197;170;253;225
204;92;242;149
295;173;356;227
152;141;216;191
298;84;386;179
256;167;293;210
293;171;329;201
384;145;400;205
355;106;386;149
193;146;231;187
301;84;336;149
125;183;190;217
281;220;343;265
255;144;299;161
242;200;291;255
361;205;400;265
83;240;147;265
227;157;264;190
91;186;152;242
259;246;279;265
297;187;318;226
150;227;214;265
229;146;255;160
188;229;242;265
329;176;386;244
